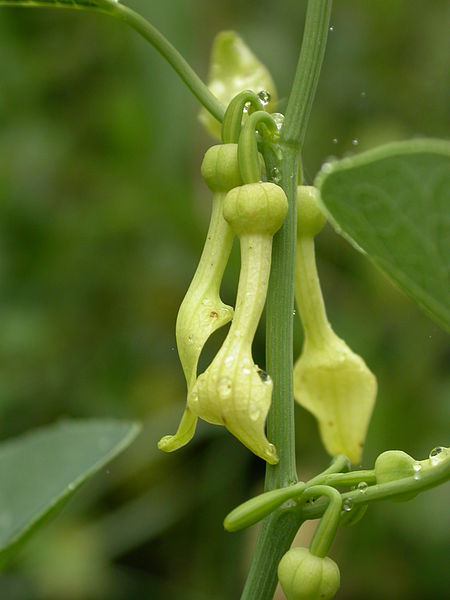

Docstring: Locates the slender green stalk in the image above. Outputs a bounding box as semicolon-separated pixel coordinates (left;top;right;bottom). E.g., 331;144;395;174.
281;0;333;149
241;3;332;598
304;486;341;558
0;0;224;122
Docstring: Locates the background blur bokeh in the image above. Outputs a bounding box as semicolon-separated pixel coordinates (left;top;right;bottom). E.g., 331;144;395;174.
0;1;449;598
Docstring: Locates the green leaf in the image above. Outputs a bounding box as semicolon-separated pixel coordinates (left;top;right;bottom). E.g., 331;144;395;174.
0;419;140;569
199;31;278;139
316;139;450;331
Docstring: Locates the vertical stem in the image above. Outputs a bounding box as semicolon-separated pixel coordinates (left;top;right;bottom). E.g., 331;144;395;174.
241;2;333;598
265;148;299;491
282;0;333;150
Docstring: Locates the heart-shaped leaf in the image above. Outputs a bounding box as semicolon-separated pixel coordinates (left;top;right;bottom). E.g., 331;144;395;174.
316;139;450;331
0;419;140;569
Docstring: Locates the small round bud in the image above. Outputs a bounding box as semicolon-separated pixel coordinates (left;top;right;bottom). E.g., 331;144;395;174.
297;186;327;237
375;450;415;483
278;547;340;600
223;182;288;236
375;450;417;502
201;144;242;192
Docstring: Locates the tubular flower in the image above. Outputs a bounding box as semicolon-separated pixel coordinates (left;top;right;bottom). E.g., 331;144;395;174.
189;182;288;463
293;186;377;464
158;144;241;452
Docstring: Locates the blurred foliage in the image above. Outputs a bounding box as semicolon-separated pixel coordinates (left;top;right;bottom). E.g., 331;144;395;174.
0;1;448;598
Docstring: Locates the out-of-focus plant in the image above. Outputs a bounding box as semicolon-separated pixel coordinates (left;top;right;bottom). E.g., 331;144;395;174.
0;1;448;599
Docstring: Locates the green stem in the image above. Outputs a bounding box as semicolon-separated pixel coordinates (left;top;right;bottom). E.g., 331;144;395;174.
301;455;450;521
303;486;341;558
281;0;333;150
222;91;263;144
241;4;332;598
0;0;224;122
238;111;279;184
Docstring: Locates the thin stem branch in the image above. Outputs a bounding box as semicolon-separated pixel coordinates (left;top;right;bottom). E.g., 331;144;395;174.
0;0;225;122
281;0;333;150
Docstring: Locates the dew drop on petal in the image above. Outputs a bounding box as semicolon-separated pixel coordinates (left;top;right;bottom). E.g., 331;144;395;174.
357;481;368;493
258;369;271;384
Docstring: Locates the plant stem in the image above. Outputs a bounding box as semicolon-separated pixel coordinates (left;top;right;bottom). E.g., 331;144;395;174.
0;0;225;122
241;2;332;598
281;0;333;150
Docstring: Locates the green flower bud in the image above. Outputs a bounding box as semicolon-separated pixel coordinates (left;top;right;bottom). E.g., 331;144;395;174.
199;31;277;139
223;182;288;236
278;547;340;600
294;187;376;464
375;450;415;483
189;182;287;463
297;186;327;237
158;144;241;453
374;450;418;502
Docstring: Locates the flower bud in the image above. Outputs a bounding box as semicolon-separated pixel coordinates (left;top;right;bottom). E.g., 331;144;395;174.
278;547;340;600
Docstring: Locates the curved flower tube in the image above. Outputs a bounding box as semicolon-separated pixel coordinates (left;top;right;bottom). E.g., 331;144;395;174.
293;186;377;464
189;182;288;463
158;144;242;452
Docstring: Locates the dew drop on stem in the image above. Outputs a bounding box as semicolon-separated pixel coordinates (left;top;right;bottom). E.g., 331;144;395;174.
343;498;353;512
271;166;281;184
257;90;271;105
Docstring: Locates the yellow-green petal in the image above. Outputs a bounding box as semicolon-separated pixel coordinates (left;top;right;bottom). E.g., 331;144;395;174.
199;31;277;139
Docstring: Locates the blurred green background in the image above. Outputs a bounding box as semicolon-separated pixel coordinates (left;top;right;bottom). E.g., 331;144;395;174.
0;1;449;598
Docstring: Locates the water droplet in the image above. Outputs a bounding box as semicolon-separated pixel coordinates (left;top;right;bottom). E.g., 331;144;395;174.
292;309;296;316
258;90;271;105
270;166;281;184
201;298;211;306
265;443;277;460
360;91;366;98
271;112;284;131
357;481;368;493
413;462;422;472
243;101;251;114
343;498;353;512
281;499;297;509
429;446;445;466
68;482;76;491
332;138;338;144
225;354;235;366
187;334;194;344
218;377;232;399
352;138;359;146
242;367;251;375
189;390;199;405
329;26;334;32
429;446;444;458
258;369;271;383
